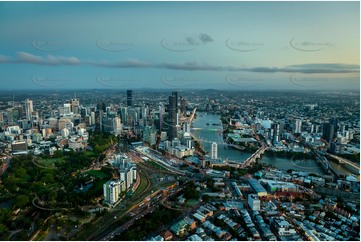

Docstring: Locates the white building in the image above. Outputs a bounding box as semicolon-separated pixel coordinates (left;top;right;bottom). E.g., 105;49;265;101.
63;103;71;115
113;116;122;135
248;194;261;211
61;128;69;138
68;137;84;150
116;155;137;189
103;180;124;205
25;99;33;121
295;119;302;133
211;142;218;160
272;217;297;236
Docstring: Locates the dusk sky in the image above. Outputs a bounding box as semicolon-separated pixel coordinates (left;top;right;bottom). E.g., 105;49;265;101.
0;1;359;90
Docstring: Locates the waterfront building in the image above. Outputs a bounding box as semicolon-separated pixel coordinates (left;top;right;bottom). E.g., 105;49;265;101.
211;142;218;160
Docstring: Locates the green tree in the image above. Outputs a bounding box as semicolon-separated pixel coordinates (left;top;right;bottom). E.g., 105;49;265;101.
0;223;8;238
15;195;29;208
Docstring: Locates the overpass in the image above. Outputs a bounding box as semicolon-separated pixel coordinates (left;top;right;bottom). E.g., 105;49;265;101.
326;153;360;174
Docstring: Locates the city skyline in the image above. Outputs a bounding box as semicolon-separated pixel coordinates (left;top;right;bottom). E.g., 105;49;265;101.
0;1;359;90
0;87;359;241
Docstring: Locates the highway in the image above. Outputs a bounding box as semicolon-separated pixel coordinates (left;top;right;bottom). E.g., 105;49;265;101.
99;185;184;241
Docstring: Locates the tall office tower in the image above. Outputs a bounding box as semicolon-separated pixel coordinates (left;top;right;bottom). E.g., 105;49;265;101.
127;90;133;107
211;142;218;160
159;105;163;132
80;107;87;119
113;116;122;135
272;122;281;143
172;91;178;109
97;102;106;112
167;95;177;141
295;119;302;133
71;98;80;114
120;107;128;125
63;103;71;115
95;110;104;133
90;111;96;125
330;117;338;138
322;123;334;143
25;99;33;121
180;96;186;114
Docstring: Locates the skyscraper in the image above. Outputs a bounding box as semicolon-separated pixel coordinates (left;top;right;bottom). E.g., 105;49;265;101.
172;91;178;109
113;116;122;135
25;99;33;121
71;98;80;114
211;142;218;160
159;105;163;132
295;119;302;133
322;122;335;143
167;95;177;141
180;96;186;114
330;117;338;139
127;90;133;107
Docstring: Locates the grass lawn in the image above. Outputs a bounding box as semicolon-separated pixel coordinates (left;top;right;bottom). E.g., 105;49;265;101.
186;199;199;206
83;170;108;179
131;172;149;199
38;157;67;167
147;160;167;171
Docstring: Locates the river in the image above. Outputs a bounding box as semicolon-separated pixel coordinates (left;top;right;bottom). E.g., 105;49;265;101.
191;112;352;176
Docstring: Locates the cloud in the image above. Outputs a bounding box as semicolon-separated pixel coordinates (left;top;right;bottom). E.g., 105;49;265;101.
156;62;359;74
0;52;359;74
185;37;199;46
199;33;213;43
16;51;80;65
96;59;152;68
17;51;43;63
0;55;8;63
184;33;213;45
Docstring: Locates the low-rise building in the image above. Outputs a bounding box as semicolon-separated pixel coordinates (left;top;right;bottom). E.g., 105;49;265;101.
248;194;261;211
248;179;267;197
170;219;189;237
271;216;297;236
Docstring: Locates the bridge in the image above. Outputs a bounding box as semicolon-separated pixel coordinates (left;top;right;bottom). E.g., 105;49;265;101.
191;127;222;132
313;152;356;179
189;108;197;124
314;153;335;176
195;135;245;149
241;144;266;168
326;153;360;174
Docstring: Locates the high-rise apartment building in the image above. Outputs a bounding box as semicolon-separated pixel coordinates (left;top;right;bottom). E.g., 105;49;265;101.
103;180;124;205
25;99;33;121
211;142;218;160
295;119;302;133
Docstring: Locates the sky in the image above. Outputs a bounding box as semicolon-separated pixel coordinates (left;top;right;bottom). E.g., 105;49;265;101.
0;1;359;90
